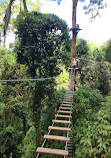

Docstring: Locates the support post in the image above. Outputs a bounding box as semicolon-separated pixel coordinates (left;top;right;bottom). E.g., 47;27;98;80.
71;0;77;58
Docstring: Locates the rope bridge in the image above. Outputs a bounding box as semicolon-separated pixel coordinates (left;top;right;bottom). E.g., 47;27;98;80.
36;73;76;158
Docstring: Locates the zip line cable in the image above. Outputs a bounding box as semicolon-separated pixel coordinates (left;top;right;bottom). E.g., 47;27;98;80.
78;58;111;66
78;58;101;63
0;59;110;82
0;65;71;82
0;76;58;82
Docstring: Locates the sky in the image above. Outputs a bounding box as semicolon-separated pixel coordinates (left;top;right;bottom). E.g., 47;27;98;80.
6;0;111;46
40;0;111;46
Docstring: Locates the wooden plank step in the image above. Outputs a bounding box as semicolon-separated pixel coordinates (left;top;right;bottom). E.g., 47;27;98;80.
65;95;73;97
48;126;71;132
64;99;73;100
65;95;73;96
55;114;72;118
36;147;68;156
52;119;71;124
61;104;72;107
67;147;73;149
65;96;73;97
65;93;73;94
63;100;72;102
64;95;73;97
63;101;72;104
64;98;73;100
57;110;72;114
67;144;72;147
59;107;72;110
63;98;73;100
44;135;70;142
64;97;73;99
64;96;73;97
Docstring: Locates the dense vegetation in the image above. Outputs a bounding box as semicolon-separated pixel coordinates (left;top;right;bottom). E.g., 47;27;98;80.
72;38;111;158
0;12;70;158
72;85;111;158
0;1;111;158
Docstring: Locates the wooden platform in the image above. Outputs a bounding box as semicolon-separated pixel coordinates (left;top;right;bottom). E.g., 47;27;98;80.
36;147;68;156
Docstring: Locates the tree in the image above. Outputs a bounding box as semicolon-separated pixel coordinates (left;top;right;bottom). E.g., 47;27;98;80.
86;41;104;61
79;61;111;95
15;12;69;147
72;85;111;158
0;46;29;158
103;39;111;63
76;38;89;58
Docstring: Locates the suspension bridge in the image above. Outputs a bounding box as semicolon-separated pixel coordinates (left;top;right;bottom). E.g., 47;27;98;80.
36;72;77;158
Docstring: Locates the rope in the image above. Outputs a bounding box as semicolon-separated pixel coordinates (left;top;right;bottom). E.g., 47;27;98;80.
0;76;58;82
0;66;71;82
78;58;111;66
36;72;74;158
78;58;102;63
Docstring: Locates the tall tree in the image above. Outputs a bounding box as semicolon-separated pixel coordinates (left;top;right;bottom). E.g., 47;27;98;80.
15;12;69;146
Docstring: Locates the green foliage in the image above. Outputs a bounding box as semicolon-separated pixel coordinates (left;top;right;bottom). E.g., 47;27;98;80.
0;46;29;157
103;39;111;63
22;126;36;158
87;42;104;61
79;61;111;95
15;12;69;77
13;12;70;154
56;66;69;88
72;85;111;158
76;38;89;58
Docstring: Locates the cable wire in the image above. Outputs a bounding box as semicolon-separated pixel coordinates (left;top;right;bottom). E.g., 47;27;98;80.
0;76;58;82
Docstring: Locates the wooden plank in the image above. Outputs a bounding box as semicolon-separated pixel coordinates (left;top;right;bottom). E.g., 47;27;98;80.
64;97;73;99
61;104;72;107
64;99;73;101
64;95;73;98
44;135;70;142
52;119;71;124
57;110;72;114
64;95;73;97
64;97;73;100
55;114;72;118
59;107;72;110
62;101;72;104
63;100;72;102
48;126;71;131
36;147;68;156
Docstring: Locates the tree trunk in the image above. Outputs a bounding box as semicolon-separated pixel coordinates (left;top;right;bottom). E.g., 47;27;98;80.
23;0;28;11
32;105;41;147
22;114;27;135
36;110;41;146
71;0;77;58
